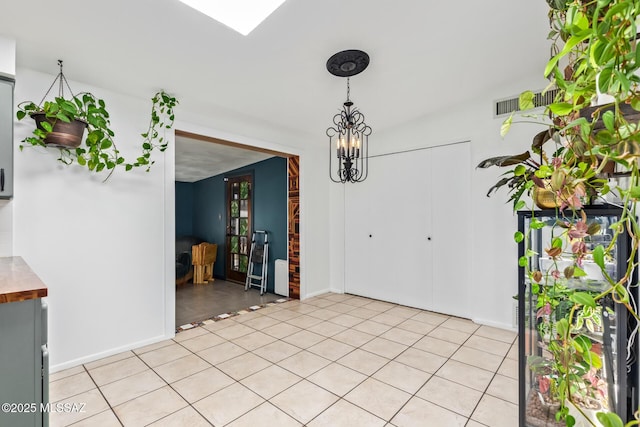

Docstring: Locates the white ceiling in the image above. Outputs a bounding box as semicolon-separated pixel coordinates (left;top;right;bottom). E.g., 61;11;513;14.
175;135;273;182
1;0;551;174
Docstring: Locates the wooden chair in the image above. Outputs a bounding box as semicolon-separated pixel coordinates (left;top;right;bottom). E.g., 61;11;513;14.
192;243;218;284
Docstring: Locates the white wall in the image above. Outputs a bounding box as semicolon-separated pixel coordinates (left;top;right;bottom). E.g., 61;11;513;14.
329;77;549;330
329;181;345;294
9;67;332;370
299;141;332;299
13;69;174;369
7;50;543;372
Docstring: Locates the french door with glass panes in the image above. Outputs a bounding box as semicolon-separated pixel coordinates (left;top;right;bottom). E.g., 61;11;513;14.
226;175;252;283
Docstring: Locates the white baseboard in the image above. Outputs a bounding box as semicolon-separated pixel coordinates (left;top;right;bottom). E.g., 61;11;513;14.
50;333;174;373
301;288;333;300
471;317;516;332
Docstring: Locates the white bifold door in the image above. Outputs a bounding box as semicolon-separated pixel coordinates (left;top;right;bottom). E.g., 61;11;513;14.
345;141;471;318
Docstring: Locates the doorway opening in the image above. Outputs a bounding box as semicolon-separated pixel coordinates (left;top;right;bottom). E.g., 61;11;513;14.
173;130;300;328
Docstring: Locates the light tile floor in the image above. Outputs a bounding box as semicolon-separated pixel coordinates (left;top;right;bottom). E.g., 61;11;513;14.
49;293;518;426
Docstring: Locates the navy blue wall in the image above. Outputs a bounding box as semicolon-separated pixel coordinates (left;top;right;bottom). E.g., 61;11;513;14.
191;157;288;294
175;181;194;237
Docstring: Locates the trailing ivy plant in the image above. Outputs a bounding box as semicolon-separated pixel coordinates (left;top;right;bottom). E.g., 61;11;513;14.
126;90;178;172
17;90;178;181
481;0;640;426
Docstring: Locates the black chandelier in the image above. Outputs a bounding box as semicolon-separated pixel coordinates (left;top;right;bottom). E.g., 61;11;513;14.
326;50;372;183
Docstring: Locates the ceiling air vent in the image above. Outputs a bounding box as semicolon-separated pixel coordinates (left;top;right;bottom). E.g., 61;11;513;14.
494;88;559;117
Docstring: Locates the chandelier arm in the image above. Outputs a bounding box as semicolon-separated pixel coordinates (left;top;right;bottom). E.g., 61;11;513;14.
326;125;340;138
360;140;369;181
329;135;345;183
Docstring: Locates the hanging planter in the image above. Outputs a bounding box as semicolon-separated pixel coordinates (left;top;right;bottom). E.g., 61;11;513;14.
30;112;87;148
16;60;178;180
532;181;559;209
579;103;640;133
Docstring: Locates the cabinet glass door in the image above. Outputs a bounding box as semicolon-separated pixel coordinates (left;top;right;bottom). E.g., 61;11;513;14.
518;207;637;426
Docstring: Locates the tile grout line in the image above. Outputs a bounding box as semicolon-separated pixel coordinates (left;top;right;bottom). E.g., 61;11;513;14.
451;330;518;426
81;342;217;426
74;364;125;427
132;348;214;427
55;293;517;426
296;297;452;424
201;295;513;424
355;324;470;424
252;297;514;424
281;300;433;425
214;297;405;425
52;297;354;423
182;298;385;425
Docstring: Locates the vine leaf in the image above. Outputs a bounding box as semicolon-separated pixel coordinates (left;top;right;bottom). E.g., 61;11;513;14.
569;292;596;308
592;245;605;270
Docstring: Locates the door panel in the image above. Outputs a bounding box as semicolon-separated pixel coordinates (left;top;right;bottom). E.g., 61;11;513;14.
392;149;433;311
431;143;470;317
344;165;374;298
226;175;252;283
364;155;397;303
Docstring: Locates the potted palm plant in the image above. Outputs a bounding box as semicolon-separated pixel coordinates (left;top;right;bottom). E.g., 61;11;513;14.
16;60;178;180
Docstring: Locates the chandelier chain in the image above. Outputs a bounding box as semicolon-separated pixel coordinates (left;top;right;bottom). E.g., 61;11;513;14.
346;77;350;102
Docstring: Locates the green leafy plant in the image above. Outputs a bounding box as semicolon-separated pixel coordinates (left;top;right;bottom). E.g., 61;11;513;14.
128;90;178;172
597;412;640;427
16;67;178;181
525;213;614;425
481;0;640;425
477;128;555;209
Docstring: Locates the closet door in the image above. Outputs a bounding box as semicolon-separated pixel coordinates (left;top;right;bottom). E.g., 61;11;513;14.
430;142;470;317
345;150;433;307
391;149;433;311
364;155;398;302
344;155;398;302
344;165;375;299
344;142;470;317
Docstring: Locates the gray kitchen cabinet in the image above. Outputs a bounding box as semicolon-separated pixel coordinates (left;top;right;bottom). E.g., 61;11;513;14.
0;257;49;427
0;77;14;199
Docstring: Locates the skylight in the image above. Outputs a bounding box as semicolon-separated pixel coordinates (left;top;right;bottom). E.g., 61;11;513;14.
178;0;287;36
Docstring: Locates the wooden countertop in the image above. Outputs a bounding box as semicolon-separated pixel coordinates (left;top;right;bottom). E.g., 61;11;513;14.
0;257;47;303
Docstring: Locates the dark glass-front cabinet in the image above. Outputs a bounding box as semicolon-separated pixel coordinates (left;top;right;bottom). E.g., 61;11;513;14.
518;207;638;426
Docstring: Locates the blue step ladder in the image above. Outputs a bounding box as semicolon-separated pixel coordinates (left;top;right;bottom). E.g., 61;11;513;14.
245;230;269;295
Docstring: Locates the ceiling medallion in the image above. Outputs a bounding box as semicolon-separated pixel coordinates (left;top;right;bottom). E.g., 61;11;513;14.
326;49;370;77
